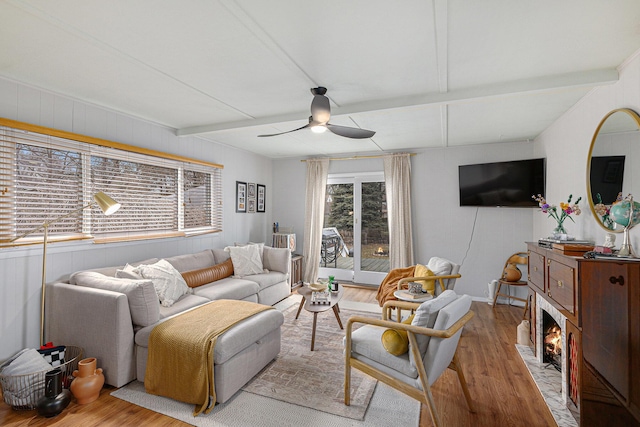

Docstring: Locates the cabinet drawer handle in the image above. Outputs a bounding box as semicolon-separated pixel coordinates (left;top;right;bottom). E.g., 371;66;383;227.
557;280;563;288
533;266;538;272
609;276;625;286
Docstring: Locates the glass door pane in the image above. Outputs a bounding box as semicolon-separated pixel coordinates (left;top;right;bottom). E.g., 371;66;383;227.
360;181;389;273
319;174;389;286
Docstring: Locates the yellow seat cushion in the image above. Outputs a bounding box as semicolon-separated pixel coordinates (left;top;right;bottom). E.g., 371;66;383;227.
414;264;436;295
381;314;415;356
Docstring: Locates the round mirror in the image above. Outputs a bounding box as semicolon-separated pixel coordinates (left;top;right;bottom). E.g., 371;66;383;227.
587;108;640;232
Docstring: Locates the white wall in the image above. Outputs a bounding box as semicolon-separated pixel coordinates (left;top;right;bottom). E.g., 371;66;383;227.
272;140;537;299
0;77;274;360
534;50;640;247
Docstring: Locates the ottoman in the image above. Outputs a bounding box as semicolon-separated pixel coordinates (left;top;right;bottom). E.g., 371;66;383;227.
134;306;284;403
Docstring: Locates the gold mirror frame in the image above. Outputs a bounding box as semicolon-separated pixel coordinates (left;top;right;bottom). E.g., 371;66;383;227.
586;108;640;232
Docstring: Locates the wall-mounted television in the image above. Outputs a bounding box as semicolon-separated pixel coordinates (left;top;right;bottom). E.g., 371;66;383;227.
458;158;546;207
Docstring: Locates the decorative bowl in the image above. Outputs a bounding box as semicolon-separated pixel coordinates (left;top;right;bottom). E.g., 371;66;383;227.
309;283;328;292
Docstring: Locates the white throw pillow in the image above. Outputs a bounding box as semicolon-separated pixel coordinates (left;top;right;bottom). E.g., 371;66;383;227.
225;244;264;277
115;263;142;280
133;259;192;307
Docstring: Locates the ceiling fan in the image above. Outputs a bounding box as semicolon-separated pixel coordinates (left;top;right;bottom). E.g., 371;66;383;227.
258;87;376;139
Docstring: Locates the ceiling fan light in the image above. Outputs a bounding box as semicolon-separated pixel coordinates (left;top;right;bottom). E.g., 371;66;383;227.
311;125;327;134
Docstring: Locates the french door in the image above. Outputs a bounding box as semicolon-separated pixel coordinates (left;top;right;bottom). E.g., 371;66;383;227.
318;173;389;286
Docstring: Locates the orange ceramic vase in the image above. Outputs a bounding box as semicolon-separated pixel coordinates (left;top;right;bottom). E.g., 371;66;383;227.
503;263;522;282
70;357;104;404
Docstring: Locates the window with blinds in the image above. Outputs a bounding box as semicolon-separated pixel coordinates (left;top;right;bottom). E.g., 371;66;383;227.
0;121;223;244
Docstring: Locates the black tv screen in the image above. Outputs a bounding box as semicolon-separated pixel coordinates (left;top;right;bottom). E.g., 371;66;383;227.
459;158;546;207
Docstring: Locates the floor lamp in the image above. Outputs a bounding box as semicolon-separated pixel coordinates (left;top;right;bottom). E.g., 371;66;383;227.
10;192;121;347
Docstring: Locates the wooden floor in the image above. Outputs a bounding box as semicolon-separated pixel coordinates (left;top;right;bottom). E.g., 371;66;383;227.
0;286;557;427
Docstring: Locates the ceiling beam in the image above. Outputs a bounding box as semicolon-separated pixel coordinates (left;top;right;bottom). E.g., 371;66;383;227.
176;68;618;136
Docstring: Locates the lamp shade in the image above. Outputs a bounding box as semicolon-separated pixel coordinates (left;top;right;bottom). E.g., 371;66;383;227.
93;192;121;216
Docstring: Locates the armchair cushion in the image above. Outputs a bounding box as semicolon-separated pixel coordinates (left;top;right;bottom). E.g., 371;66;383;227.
381;314;415;356
414;264;436;294
350;324;418;378
424;294;472;385
410;290;458;368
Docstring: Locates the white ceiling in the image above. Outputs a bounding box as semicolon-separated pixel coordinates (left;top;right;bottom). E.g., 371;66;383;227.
2;0;640;159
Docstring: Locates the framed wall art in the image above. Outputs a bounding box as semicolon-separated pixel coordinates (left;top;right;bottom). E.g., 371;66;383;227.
236;181;247;213
247;183;257;213
257;184;266;212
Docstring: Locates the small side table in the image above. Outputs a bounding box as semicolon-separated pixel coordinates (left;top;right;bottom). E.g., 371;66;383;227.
394;289;433;303
295;285;344;350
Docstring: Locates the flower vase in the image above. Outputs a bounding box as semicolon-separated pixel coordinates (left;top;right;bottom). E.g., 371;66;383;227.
70;357;104;404
552;222;567;237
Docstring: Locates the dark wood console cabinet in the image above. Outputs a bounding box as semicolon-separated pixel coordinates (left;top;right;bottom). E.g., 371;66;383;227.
527;243;640;426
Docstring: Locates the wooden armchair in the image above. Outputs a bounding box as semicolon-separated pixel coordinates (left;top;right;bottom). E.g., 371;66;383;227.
344;291;475;427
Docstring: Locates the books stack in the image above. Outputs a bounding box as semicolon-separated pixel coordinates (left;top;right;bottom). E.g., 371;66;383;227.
311;291;331;304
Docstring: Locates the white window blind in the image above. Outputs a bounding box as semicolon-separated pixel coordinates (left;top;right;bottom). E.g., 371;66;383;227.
183;169;211;229
0;122;223;244
91;156;178;234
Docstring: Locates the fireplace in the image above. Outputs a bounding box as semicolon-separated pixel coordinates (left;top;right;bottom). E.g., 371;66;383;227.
543;311;562;371
535;293;581;423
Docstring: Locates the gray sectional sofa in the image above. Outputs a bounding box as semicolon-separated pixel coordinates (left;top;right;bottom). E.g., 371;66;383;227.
44;246;291;403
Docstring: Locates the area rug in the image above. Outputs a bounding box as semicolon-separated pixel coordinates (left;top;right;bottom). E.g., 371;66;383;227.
111;295;420;426
111;378;419;427
241;303;377;420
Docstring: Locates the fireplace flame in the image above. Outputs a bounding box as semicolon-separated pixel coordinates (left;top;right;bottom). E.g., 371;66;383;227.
544;325;562;356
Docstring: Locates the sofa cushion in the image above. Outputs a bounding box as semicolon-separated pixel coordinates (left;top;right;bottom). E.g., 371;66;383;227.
133;259;192;307
181;258;234;288
262;246;290;273
214;308;284;364
164;250;216;272
192;277;260;301
225;244;264;277
80;258;160;278
158;294;210;320
243;271;287;291
69;271;160;327
212;248;230;264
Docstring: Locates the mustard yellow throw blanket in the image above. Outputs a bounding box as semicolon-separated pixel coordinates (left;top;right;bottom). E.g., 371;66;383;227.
144;299;273;416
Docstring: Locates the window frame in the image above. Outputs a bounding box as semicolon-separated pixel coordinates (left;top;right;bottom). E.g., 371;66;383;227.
0;118;224;246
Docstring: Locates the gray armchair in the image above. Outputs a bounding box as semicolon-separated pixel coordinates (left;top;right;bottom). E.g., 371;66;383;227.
344;291;474;427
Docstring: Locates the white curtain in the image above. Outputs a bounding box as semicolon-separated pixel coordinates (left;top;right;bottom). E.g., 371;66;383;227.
383;153;414;269
302;158;330;283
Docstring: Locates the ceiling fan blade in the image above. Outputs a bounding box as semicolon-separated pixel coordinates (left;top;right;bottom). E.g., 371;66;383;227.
258;123;310;137
326;123;376;139
310;94;331;124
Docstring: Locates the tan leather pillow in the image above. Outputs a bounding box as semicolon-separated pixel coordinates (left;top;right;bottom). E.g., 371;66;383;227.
181;258;234;288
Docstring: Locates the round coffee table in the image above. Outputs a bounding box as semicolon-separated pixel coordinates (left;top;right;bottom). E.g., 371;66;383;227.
296;285;344;351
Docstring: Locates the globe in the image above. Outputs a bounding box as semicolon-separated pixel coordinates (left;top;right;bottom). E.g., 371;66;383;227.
610;200;640;228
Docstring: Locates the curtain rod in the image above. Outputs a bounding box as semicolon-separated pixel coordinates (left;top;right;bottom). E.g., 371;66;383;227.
300;153;416;162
